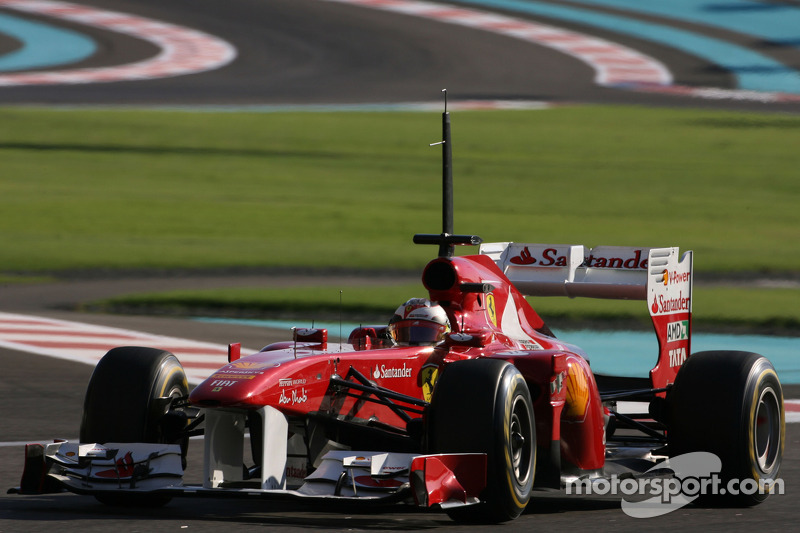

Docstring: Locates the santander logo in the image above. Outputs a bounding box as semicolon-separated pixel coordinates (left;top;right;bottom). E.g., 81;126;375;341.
651;293;691;315
509;246;648;269
373;363;412;379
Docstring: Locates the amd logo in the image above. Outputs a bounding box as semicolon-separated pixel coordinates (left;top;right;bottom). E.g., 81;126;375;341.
667;320;689;343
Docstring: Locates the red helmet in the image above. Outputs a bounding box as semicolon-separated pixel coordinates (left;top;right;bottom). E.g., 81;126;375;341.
388;298;450;346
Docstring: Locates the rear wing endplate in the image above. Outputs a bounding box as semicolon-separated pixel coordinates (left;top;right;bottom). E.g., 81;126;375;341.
480;242;693;388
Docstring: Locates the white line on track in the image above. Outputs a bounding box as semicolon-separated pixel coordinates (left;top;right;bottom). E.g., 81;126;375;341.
0;0;236;86
0;311;251;385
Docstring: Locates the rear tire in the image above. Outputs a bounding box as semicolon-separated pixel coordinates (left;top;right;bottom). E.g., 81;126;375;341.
80;346;189;507
668;351;784;506
425;359;535;522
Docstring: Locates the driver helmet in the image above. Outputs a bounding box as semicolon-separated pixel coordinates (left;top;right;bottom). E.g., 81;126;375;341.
388;298;450;346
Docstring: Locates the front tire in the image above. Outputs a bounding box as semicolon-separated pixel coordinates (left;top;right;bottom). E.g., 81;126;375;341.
80;346;189;506
668;351;784;505
425;359;535;522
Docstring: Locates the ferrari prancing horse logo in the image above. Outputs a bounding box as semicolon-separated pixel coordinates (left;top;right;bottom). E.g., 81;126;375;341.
487;294;497;327
419;364;439;403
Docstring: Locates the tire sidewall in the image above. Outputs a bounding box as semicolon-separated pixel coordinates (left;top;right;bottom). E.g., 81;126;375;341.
492;366;535;518
736;360;784;501
425;358;535;522
145;355;188;442
668;350;785;505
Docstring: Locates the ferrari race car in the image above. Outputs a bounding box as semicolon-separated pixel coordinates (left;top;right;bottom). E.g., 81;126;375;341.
11;104;785;522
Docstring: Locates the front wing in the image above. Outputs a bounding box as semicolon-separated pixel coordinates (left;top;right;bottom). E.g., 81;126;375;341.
10;441;486;510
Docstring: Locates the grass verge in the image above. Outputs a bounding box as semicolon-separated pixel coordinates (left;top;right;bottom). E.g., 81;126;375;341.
1;105;799;273
3;105;798;332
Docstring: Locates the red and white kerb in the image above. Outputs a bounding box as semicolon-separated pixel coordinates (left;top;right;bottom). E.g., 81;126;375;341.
0;0;237;86
323;0;673;87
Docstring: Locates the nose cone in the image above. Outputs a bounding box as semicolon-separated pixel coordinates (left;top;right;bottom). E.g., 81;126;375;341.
188;349;332;412
189;358;278;408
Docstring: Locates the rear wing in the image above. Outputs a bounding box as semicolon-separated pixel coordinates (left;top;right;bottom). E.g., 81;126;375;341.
479;243;693;388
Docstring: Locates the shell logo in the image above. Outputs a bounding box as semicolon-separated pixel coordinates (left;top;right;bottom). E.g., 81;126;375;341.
229;361;271;370
564;361;590;420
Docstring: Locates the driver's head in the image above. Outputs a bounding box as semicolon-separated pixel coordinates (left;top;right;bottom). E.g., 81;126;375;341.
388;298;450;346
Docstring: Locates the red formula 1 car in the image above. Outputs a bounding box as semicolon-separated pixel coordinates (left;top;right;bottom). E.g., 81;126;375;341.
12;105;785;522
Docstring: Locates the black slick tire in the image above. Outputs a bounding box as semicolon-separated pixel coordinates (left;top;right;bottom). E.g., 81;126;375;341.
80;346;189;506
425;358;535;522
668;350;784;506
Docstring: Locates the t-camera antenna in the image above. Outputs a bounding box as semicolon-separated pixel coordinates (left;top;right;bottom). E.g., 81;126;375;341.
413;89;482;258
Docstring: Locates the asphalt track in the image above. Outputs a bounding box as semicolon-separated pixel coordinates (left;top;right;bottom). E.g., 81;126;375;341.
1;294;799;532
1;302;799;531
0;0;799;111
1;0;799;530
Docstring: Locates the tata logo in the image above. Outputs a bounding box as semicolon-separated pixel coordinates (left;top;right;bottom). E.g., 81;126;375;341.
669;347;687;368
667;320;689;343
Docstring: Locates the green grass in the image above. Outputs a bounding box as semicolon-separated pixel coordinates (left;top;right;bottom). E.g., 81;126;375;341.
2;105;799;273
2;105;799;332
